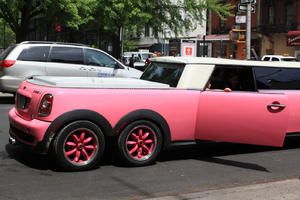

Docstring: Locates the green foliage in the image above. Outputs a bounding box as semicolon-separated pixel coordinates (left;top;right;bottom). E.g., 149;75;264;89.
0;0;97;42
0;0;234;46
46;0;97;29
97;0;234;39
0;18;15;48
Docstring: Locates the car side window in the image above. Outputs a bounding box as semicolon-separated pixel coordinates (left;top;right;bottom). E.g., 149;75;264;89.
85;49;117;68
17;46;50;62
49;47;84;64
263;57;270;61
208;66;255;91
271;57;280;61
254;67;300;89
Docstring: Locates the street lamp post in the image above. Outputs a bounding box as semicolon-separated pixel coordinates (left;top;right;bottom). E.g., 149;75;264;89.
240;0;256;59
246;3;251;60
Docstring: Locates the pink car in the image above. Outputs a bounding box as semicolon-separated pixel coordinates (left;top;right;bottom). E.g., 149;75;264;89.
8;57;300;171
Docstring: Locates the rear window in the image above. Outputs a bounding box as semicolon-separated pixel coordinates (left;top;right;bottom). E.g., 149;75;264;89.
254;67;300;89
17;46;50;62
281;58;297;62
0;45;16;60
140;62;184;87
49;47;84;64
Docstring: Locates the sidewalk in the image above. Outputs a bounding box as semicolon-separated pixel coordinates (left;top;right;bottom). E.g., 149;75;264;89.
146;178;300;200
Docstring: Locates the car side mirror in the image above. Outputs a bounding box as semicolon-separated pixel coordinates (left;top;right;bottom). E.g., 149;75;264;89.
114;62;125;69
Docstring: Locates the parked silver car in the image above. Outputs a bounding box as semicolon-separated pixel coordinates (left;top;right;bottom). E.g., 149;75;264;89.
0;41;142;93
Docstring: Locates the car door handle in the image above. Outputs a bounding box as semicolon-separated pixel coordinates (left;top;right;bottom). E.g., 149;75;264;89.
88;68;96;71
79;67;87;71
268;104;286;108
267;102;286;112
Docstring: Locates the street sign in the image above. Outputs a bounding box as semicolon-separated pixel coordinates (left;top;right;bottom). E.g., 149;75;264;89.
238;4;255;13
181;39;197;57
240;0;256;4
236;16;246;23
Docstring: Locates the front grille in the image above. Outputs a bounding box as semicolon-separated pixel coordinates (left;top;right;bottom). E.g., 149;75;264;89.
10;124;35;144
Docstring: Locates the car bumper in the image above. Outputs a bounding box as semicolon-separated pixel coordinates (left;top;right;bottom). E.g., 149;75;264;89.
0;75;23;93
8;107;52;154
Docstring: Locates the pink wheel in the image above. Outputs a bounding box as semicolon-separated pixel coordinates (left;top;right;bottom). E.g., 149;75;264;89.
118;120;162;166
126;126;157;161
53;121;105;171
64;128;98;164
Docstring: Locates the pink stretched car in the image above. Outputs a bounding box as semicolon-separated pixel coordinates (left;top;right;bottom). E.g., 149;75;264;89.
8;57;300;171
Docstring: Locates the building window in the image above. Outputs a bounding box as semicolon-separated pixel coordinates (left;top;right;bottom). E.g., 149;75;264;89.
268;4;275;25
145;24;150;37
286;3;293;29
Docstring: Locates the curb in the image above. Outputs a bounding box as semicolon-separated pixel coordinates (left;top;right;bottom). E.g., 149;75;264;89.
145;178;300;200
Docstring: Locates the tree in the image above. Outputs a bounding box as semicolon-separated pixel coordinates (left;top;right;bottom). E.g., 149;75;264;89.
0;18;15;49
95;0;234;56
0;0;97;42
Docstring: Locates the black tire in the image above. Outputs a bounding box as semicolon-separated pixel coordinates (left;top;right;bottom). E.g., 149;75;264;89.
52;120;105;171
117;120;162;166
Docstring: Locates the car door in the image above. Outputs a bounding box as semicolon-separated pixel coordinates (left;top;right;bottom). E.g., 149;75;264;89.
46;46;87;76
84;49;117;77
195;66;289;147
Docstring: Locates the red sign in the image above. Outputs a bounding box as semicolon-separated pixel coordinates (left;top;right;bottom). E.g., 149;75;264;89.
185;47;193;55
287;31;300;46
54;23;62;32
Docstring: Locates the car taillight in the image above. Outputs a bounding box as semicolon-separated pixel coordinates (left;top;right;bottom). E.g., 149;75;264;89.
0;60;16;68
145;59;152;65
38;94;53;117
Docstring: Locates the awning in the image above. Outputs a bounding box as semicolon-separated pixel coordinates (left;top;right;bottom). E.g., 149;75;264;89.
204;34;230;41
287;30;300;46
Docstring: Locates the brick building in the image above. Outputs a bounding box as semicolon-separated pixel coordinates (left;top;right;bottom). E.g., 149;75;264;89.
207;0;300;60
206;0;259;59
258;0;300;59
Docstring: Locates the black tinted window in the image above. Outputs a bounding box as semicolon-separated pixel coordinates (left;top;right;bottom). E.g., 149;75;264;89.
209;66;255;91
85;49;117;68
254;67;300;89
271;57;279;61
17;46;50;62
49;47;84;64
140;62;184;87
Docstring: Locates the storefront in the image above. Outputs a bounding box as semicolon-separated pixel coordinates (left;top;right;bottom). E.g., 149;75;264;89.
205;34;246;59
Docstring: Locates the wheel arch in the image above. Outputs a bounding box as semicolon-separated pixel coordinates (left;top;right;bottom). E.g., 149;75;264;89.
41;109;113;154
113;109;171;149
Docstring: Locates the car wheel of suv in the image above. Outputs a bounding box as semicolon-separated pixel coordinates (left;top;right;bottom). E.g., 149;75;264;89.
52;121;105;171
117;120;162;166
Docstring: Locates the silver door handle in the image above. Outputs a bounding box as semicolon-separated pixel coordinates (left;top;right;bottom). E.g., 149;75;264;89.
267;104;286;108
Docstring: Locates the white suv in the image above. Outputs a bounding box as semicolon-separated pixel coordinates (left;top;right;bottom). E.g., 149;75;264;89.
261;55;298;62
0;41;142;93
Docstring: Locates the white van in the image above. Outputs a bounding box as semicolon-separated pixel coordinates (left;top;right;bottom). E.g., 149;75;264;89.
0;41;142;93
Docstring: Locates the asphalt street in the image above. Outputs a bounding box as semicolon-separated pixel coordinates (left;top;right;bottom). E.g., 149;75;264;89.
1;93;300;200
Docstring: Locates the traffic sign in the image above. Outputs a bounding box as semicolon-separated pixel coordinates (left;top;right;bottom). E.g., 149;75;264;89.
238;4;255;13
240;0;256;4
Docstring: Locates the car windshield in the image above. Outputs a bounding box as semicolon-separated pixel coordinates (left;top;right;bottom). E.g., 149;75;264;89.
282;58;297;61
140;62;185;87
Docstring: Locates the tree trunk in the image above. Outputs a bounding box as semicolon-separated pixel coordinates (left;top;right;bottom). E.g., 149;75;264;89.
16;28;28;43
15;0;32;43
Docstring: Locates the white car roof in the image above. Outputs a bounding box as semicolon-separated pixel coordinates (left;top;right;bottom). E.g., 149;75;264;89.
262;55;296;59
151;56;300;68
